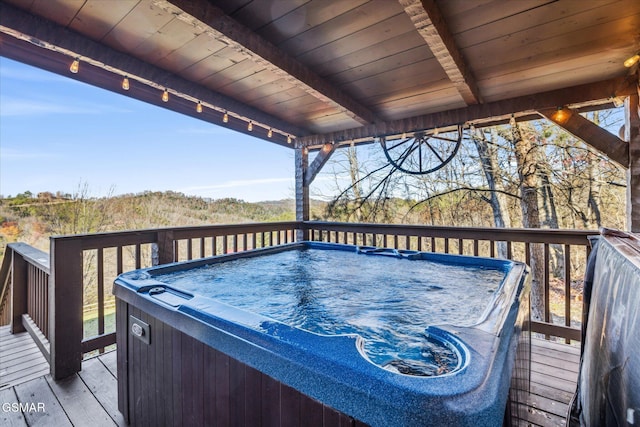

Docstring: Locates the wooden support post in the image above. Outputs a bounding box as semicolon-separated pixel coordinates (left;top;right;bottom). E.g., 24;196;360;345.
295;146;309;241
49;238;83;380
626;92;640;232
10;249;27;334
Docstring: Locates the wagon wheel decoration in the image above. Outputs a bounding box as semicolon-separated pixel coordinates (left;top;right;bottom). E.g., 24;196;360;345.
380;125;463;175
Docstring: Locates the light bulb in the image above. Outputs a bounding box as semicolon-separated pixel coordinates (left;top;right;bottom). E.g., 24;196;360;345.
268;128;273;138
196;102;203;113
70;58;79;74
612;96;625;108
287;135;292;144
122;77;130;90
162;89;169;102
553;108;569;123
433;128;439;136
223;112;229;123
624;53;640;68
247;121;253;131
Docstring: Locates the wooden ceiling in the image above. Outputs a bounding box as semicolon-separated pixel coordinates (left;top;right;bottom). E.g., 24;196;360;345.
1;0;639;149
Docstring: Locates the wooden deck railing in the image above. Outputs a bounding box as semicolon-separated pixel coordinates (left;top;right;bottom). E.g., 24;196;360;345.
0;221;595;380
47;221;299;379
0;243;51;362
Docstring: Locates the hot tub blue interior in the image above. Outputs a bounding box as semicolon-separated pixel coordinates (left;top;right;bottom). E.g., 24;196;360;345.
114;241;530;426
154;245;505;376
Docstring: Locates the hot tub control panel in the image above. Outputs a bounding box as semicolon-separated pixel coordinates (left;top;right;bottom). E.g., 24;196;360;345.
129;315;150;345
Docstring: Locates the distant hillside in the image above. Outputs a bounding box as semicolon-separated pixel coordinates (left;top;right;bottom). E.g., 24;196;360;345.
0;191;325;256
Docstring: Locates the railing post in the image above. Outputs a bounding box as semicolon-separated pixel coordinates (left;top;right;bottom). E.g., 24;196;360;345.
49;237;83;380
156;229;175;265
10;248;27;334
295;146;309;242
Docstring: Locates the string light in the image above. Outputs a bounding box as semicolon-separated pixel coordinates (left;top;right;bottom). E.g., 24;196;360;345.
70;58;79;73
433;128;439;136
509;114;517;127
552;107;570;124
611;96;625;108
62;55;297;145
401;132;407;139
624;52;640;68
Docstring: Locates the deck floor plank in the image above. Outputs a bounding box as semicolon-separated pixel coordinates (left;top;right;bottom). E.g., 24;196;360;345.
45;373;117;427
79;357;127;426
0;326;49;390
13;376;72;427
515;339;580;427
0;387;28;427
99;350;118;378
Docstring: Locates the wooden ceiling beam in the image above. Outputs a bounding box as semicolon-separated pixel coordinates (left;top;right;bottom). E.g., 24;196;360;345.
0;2;306;145
400;0;481;105
298;76;637;148
161;0;378;126
539;107;629;168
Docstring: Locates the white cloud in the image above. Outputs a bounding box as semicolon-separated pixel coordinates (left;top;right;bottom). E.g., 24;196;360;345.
177;126;237;136
0;147;58;160
0;63;68;83
180;177;293;192
0;97;133;117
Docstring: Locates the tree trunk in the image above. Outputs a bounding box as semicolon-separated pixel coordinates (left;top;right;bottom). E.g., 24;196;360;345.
472;129;511;258
538;168;564;276
586;154;603;227
346;145;362;222
510;122;545;321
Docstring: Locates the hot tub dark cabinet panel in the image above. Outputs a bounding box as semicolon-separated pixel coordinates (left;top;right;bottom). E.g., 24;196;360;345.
114;242;530;427
116;300;365;427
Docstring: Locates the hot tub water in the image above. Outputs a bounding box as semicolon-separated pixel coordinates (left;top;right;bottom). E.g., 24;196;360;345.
156;248;505;376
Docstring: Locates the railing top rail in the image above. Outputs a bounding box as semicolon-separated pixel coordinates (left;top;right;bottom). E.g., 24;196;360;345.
6;242;50;272
302;221;598;245
49;221;301;250
0;243;50;318
46;221;597;250
0;246;13;314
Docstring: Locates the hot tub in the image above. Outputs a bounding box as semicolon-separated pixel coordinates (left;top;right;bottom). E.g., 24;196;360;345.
113;241;530;426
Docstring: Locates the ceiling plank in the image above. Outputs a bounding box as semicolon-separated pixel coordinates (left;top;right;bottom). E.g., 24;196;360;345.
298;75;637;148
160;0;378;125
399;0;481;105
538;107;629;168
0;1;306;144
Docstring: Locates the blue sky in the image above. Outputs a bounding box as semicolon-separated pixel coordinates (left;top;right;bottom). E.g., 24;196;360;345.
0;57;299;202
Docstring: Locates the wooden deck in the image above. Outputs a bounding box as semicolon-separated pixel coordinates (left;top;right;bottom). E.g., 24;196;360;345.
0;326;125;426
0;326;49;391
517;338;580;427
0;324;579;427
